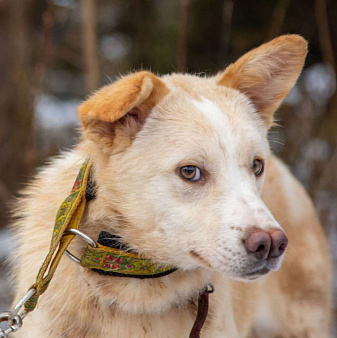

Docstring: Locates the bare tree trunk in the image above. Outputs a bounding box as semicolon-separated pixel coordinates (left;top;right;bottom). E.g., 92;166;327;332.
311;0;337;236
81;0;100;93
313;0;337;142
268;0;290;40
315;0;335;71
177;0;189;72
0;0;35;227
218;0;234;65
35;1;55;96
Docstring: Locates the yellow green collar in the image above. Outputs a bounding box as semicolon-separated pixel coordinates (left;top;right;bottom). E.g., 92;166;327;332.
81;240;177;278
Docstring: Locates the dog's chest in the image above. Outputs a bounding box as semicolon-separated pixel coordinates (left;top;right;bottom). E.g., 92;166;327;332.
84;297;237;338
78;306;233;338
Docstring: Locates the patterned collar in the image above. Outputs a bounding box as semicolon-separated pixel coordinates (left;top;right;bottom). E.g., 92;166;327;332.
80;231;177;278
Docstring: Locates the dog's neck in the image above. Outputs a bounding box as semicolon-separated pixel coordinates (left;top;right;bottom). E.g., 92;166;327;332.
80;262;213;314
68;215;213;315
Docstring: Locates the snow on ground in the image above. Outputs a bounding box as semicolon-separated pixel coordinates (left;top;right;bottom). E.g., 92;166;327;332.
0;229;14;260
0;229;15;312
35;94;80;129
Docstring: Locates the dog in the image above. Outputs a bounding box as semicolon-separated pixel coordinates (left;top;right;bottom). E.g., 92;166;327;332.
11;35;331;337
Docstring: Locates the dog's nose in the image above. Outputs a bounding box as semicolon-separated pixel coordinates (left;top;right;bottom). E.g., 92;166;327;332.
244;229;288;260
244;231;271;260
269;230;288;258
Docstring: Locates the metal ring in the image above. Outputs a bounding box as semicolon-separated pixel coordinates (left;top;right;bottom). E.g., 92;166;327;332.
20;310;28;321
0;326;13;337
8;315;22;333
0;289;33;337
0;312;11;324
0;312;22;336
10;288;36;319
63;229;97;265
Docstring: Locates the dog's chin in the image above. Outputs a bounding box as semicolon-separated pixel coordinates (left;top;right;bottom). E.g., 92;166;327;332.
229;259;284;282
233;267;271;281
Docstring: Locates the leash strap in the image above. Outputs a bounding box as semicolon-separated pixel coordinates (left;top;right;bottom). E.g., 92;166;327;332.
189;285;213;338
24;159;92;311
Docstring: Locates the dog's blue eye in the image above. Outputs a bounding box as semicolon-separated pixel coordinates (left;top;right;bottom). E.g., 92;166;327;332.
253;159;264;176
180;166;201;181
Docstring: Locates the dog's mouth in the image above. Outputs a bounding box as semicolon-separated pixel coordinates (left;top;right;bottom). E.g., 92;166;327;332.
239;258;282;280
189;250;280;280
243;267;270;280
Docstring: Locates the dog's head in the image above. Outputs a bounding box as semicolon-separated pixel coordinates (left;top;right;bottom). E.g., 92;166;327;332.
78;35;307;281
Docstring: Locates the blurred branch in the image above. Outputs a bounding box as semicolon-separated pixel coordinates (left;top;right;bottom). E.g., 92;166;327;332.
311;0;337;203
34;1;55;96
268;0;290;40
218;0;234;65
55;46;82;69
0;0;35;227
315;0;335;71
0;180;11;206
81;0;100;93
177;0;189;72
313;0;337;142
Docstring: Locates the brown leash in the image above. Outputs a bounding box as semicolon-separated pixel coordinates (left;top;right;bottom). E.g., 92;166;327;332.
189;283;214;338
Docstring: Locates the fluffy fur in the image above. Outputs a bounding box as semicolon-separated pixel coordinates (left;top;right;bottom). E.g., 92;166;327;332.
12;35;331;337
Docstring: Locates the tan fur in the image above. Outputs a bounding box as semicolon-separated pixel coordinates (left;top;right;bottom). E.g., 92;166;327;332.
79;71;169;126
12;35;331;337
217;35;307;127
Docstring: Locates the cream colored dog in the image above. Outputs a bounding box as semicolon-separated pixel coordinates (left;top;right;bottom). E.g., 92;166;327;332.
12;35;331;337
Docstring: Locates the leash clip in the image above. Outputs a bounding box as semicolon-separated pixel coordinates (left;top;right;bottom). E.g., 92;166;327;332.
0;288;36;337
206;283;215;294
64;228;97;264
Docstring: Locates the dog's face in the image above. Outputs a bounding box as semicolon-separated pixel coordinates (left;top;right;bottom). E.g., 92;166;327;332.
79;35;307;281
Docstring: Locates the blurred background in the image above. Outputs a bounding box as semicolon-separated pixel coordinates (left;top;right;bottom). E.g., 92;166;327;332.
0;0;336;334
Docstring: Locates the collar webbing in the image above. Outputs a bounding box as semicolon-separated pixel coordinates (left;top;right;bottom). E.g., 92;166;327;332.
80;242;177;278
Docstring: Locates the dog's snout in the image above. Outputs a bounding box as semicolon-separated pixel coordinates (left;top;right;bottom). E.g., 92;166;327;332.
244;229;288;260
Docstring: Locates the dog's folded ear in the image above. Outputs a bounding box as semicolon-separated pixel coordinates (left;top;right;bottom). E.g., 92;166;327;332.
217;35;308;127
78;71;169;152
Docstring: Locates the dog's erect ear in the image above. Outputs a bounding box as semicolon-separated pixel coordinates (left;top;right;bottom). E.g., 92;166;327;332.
217;35;307;127
78;71;169;152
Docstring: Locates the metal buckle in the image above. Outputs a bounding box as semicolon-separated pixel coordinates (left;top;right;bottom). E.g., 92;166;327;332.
0;288;36;337
63;229;97;264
